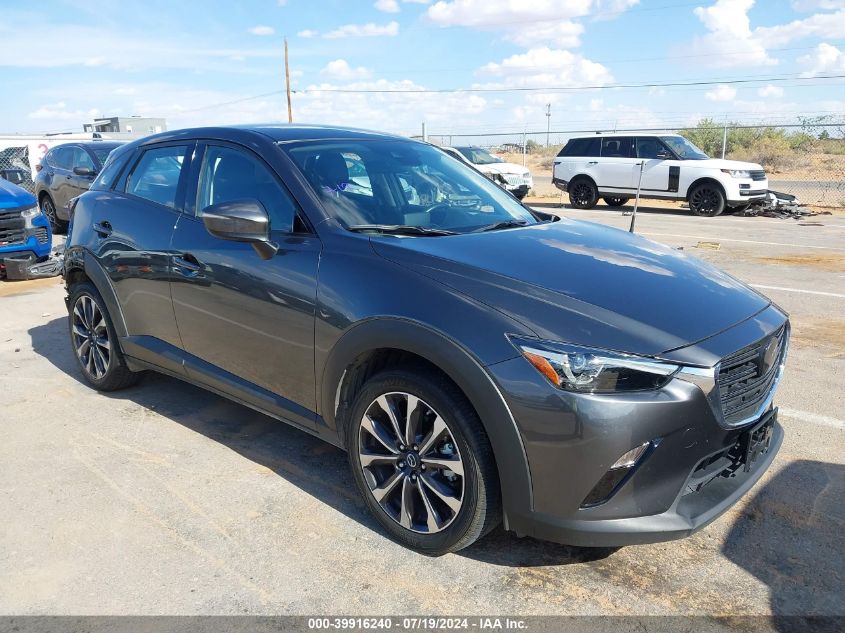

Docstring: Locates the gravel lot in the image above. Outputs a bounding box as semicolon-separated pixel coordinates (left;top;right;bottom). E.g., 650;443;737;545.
1;206;843;616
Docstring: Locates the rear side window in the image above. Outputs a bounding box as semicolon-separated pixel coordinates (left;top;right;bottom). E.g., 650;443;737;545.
600;137;634;158
91;152;131;191
125;145;189;209
558;138;600;157
51;146;74;170
197;145;297;233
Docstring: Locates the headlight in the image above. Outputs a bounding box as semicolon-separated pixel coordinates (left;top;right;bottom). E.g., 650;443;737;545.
20;205;41;229
721;169;752;178
510;337;679;393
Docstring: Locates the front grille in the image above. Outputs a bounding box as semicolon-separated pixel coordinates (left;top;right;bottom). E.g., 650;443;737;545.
717;326;786;425
750;170;766;181
0;211;26;246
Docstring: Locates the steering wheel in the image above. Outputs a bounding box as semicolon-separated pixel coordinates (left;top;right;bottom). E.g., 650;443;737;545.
421;202;453;227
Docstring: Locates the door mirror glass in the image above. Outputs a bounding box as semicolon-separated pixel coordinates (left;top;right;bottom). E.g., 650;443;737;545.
73;166;96;177
201;198;278;260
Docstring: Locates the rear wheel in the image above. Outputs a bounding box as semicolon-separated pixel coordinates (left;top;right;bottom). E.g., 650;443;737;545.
41;194;67;234
68;282;139;391
688;183;726;217
347;367;500;555
602;196;630;208
568;178;599;209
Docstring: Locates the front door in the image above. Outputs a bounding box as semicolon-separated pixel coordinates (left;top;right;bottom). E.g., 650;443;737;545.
169;143;321;429
635;137;682;198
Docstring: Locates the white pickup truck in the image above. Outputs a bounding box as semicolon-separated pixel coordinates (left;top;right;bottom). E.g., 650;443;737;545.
552;133;768;216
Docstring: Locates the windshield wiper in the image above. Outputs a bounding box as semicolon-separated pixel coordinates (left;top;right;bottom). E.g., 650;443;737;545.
472;219;530;232
347;224;457;236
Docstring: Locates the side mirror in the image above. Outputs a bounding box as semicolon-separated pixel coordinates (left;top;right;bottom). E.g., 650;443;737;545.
73;166;96;177
0;168;25;185
201;198;278;260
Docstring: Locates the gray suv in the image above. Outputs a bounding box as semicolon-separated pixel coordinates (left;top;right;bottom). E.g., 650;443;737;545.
63;125;789;555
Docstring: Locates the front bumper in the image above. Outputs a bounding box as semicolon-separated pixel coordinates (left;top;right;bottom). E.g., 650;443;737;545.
487;308;788;547
727;178;768;203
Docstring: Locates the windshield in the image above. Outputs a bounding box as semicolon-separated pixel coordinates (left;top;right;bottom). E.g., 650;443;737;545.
92;147;116;165
456;147;503;165
282;139;537;234
660;135;709;160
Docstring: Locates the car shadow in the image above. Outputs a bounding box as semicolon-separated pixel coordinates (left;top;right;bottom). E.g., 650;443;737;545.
722;460;845;618
29;316;614;565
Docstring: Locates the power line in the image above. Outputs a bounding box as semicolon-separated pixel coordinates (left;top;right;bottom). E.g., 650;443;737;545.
295;74;845;94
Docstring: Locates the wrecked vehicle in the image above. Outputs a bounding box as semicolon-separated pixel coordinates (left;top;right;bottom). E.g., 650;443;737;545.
0;178;53;279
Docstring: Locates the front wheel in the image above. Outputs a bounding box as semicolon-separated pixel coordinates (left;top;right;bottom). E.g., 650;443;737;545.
347;367;501;555
688;183;726;217
41;195;68;234
602;196;630;208
568;178;599;209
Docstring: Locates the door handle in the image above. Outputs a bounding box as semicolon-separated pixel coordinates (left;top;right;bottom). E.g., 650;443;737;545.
92;221;112;237
174;254;202;274
587;161;598;165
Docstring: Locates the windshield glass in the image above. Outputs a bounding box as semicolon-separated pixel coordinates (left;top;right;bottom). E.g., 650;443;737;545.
456;147;503;165
660;135;709;160
92;147;115;165
282;139;537;234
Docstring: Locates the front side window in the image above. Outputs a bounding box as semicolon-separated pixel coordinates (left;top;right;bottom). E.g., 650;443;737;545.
125;145;189;208
660;135;709;160
197;145;296;233
73;147;96;170
283;139;537;233
91;147;116;166
636;137;670;160
600;137;634;158
456;147;503;165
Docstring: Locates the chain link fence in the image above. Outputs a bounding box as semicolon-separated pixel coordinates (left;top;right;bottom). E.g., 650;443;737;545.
417;123;845;208
0;144;36;193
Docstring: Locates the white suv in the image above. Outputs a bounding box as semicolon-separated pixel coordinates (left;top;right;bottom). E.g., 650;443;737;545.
552;134;768;216
442;146;533;200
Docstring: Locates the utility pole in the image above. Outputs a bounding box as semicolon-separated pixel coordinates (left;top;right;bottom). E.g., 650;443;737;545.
721;115;728;159
284;37;293;123
421;122;427;142
545;103;551;147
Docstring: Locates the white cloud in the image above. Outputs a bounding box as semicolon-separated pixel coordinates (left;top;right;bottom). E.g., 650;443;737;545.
480;47;614;88
28;102;101;121
375;0;400;12
321;59;372;80
798;42;845;75
704;84;737;101
323;21;399;38
755;9;845;46
688;0;776;67
791;0;845;10
757;84;785;97
425;0;638;49
248;25;275;36
297;29;318;38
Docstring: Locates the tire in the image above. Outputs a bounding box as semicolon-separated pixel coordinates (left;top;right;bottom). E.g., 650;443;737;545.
346;367;501;555
68;281;140;391
602;196;630;208
688;182;726;217
41;194;68;234
568;177;599;209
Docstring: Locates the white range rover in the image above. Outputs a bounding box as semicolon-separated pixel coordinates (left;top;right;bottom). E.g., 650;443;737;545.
442;146;533;200
552;133;768;216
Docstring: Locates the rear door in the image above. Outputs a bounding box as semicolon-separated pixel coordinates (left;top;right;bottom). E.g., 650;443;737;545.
50;146;76;209
91;141;195;372
553;137;601;186
169;142;321;429
635;137;682;198
597;137;636;191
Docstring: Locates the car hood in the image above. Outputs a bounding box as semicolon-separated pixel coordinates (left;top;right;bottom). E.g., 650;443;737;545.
371;219;770;358
0;179;37;210
691;158;764;172
475;162;530;176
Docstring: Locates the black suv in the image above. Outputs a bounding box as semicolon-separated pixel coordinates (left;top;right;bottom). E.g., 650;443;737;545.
64;125;789;554
35;141;123;233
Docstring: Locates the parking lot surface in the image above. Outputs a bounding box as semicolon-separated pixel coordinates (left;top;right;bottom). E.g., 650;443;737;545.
1;206;843;616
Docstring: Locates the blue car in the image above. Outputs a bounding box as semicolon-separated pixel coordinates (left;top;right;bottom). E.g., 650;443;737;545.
0;178;52;271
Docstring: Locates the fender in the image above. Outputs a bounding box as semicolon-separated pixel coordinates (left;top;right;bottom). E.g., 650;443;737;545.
320;317;533;517
686;177;727;201
64;247;129;339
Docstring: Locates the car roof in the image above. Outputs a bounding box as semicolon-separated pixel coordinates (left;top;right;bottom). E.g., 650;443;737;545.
571;132;680;139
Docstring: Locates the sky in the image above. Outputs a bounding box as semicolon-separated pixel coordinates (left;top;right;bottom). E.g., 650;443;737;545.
1;0;844;140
